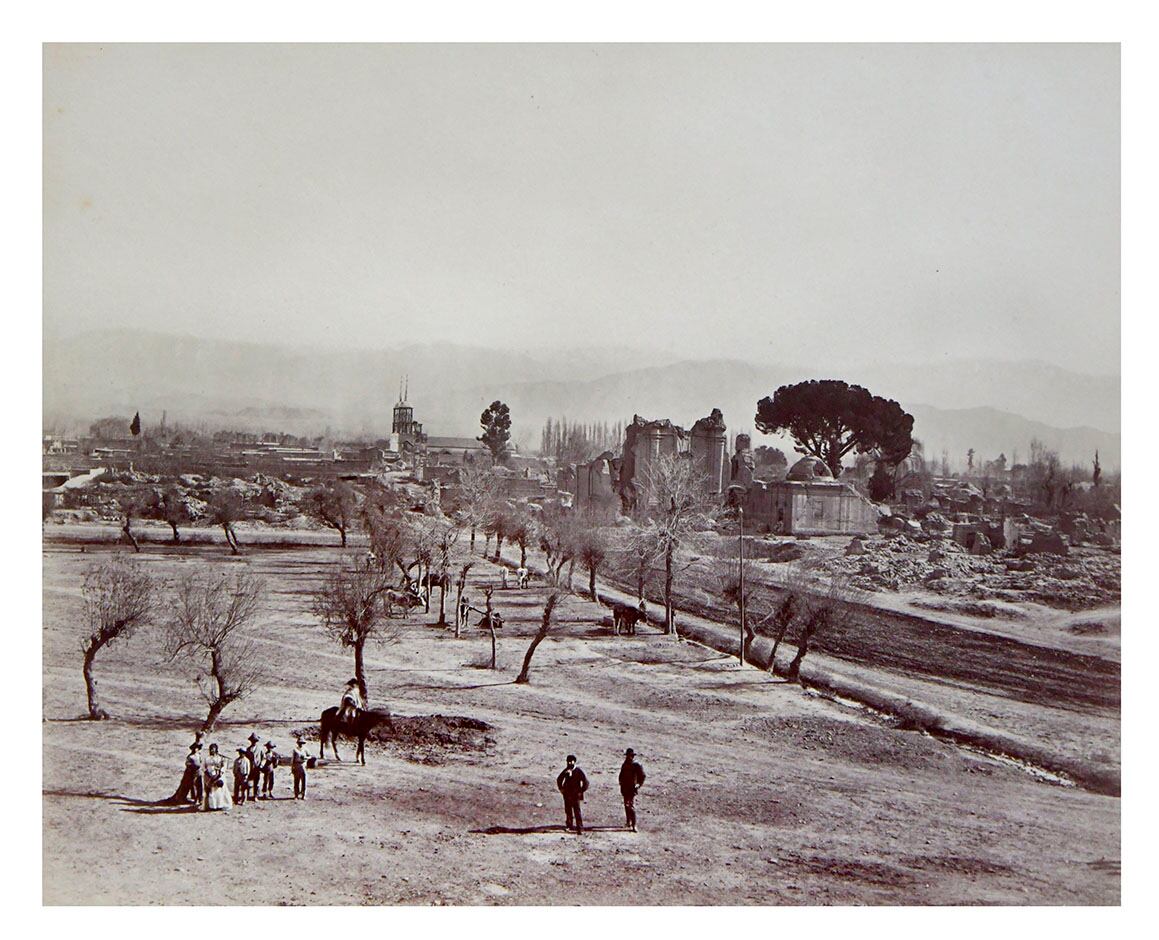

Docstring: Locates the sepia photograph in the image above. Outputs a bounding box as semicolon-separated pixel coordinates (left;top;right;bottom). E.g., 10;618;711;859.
38;35;1125;909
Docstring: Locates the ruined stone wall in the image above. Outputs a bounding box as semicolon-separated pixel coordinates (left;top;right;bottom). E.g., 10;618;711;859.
618;415;686;511
689;409;728;495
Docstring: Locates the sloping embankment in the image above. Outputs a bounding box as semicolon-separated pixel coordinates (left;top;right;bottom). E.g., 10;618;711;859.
499;550;1120;797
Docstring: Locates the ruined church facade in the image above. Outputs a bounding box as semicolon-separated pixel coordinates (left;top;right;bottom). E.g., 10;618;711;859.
570;409;878;537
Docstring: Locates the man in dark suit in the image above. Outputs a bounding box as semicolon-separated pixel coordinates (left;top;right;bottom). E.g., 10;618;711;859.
556;754;589;833
618;748;646;831
244;732;261;799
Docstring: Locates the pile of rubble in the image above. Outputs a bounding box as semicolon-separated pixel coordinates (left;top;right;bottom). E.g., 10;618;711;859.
826;534;1120;611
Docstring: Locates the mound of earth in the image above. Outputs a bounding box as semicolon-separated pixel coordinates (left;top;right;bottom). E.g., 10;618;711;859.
296;714;495;765
375;715;494;764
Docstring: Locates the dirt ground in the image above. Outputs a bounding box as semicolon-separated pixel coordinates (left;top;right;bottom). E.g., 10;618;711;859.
42;534;1120;905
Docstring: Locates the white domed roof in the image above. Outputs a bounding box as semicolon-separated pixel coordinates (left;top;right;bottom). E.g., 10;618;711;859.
786;457;833;481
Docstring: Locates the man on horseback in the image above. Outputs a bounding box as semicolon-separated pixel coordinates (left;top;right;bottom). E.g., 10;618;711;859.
339;677;365;723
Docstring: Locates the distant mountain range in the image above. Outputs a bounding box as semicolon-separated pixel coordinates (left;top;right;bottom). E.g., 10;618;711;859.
43;329;1120;469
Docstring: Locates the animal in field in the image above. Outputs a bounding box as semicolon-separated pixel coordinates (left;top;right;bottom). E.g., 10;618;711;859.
385;588;424;616
318;706;393;765
612;601;648;636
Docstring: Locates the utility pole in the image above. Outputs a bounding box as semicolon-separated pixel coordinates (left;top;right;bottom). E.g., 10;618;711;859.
738;506;746;666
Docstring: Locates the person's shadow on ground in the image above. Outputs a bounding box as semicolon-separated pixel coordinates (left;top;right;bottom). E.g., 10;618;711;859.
471;823;629;835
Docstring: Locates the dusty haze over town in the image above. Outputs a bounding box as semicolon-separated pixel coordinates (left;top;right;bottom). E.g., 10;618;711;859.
44;44;1119;466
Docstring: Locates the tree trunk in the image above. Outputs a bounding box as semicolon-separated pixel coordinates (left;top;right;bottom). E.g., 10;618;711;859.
664;547;674;635
223;523;240;554
169;521;180;543
82;644;108;720
493;536;503;563
484;595;497;669
437;577;448;626
470;526;477;552
202;699;226;733
424;568;431;613
520;543;527;567
454;583;464;639
353;641;368;706
515;629;547;684
566;558;575;591
588;567;597;600
786;626;813;682
339;524;347;547
122;519;140;553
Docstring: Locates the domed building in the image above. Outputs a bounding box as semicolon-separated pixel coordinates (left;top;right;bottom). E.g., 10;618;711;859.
744;455;881;536
785;456;833;481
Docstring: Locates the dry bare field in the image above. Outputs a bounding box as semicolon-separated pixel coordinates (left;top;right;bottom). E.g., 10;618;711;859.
43;534;1120;905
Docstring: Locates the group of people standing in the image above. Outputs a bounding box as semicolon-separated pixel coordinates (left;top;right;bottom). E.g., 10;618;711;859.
556;749;646;833
174;730;311;810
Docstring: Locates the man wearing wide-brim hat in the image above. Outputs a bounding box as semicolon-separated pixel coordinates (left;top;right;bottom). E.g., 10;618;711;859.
245;733;262;799
292;736;309;800
618;748;646;832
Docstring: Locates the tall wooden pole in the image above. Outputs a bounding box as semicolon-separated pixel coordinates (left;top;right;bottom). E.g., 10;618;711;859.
738;507;746;666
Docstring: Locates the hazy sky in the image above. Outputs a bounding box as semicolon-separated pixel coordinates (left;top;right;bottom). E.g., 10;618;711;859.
43;43;1120;374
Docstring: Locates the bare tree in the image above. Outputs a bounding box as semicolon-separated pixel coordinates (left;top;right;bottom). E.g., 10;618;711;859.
515;592;564;684
509;509;536;568
538;505;579;586
458;465;501;553
576;527;610;600
783;575;852;683
160;486;189;543
433;519;463;626
362;503;410;579
311;554;402;706
710;544;762;662
117;491;148;553
406;515;443;612
305;480;358;547
454;560;475;639
643;454;716;635
80;555;156;719
480;584;500;669
165;571;264;732
489;510;513;563
620;524;663;603
207;490;244;554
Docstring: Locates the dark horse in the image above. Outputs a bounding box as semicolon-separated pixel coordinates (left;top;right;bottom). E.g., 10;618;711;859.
318;706;392;765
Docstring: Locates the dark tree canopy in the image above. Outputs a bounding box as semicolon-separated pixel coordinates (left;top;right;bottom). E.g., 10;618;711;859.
479;400;512;463
754;380;914;478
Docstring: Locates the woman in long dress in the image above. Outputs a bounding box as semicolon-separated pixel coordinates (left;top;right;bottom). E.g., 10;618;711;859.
202;743;232;811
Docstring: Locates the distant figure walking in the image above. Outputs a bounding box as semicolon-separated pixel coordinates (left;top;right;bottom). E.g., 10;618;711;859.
458;595;471;631
501;567;510;589
556;754;589;834
618;748;646;832
202;744;231;811
233;749;252;805
292;736;309;800
259;741;279;799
